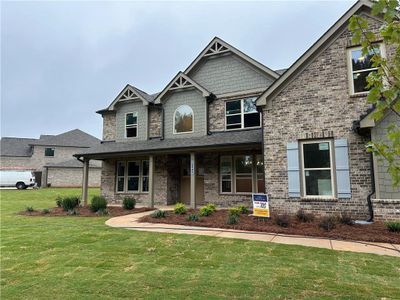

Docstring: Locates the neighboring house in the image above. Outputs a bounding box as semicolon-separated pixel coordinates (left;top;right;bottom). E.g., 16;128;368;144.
0;129;102;187
75;0;399;220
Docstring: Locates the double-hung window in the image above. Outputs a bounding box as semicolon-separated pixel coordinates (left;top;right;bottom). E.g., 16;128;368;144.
225;97;260;130
116;159;149;193
220;155;263;194
348;44;382;95
300;140;334;197
126;112;138;138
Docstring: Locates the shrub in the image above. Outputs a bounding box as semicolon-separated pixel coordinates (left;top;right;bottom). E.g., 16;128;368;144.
42;208;50;214
227;213;239;225
386;221;400;233
90;196;107;212
25;206;34;212
228;207;241;217
237;205;249;215
199;204;217;217
296;209;315;223
123;197;136;210
55;196;62;207
339;213;354;226
59;196;80;211
319;216;336;231
187;213;200;222
151;210;166;218
275;214;291;227
67;209;80;216
174;203;187;215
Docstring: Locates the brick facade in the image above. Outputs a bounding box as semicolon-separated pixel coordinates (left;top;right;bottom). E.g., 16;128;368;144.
261;15;394;220
148;106;161;138
102;112;116;141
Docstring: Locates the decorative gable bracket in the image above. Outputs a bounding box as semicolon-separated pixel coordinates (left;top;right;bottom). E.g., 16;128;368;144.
118;87;142;101
204;41;230;57
170;76;194;90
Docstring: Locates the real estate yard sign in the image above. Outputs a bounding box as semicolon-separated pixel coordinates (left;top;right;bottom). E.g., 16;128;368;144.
252;193;270;217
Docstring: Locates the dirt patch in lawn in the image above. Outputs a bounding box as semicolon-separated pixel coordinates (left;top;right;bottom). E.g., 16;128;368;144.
20;206;153;217
139;209;400;244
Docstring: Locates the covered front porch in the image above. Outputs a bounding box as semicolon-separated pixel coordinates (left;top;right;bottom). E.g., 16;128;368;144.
75;130;264;208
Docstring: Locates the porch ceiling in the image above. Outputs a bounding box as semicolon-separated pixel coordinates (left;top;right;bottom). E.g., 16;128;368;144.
74;129;262;159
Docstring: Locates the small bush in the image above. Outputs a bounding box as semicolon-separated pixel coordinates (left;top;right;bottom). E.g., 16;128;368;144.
296;209;315;223
386;221;400;233
90;196;107;212
151;210;166;218
25;206;34;212
187;213;200;222
55;196;62;207
123;197;136;210
67;209;80;216
42;208;50;214
174;203;187;215
199;204;217;217
319;216;336;231
237;205;249;215
275;214;291;227
228;207;241;217
339;213;354;226
227;213;240;225
59;196;80;211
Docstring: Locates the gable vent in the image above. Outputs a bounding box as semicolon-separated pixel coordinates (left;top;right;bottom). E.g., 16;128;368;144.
204;41;229;57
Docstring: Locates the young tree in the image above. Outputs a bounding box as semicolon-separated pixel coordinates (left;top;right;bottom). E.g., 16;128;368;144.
349;0;400;186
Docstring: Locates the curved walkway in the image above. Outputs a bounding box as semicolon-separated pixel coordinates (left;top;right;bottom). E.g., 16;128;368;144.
105;210;400;257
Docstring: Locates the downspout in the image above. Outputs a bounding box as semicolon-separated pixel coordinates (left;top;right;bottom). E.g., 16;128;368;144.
161;105;165;140
366;151;375;222
258;105;266;194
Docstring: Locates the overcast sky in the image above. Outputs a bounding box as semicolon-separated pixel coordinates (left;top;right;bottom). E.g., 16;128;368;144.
1;0;356;139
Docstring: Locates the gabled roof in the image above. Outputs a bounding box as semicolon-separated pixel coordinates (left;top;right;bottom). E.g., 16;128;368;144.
154;72;211;104
184;37;280;79
107;84;154;110
29;129;100;148
0;137;36;157
257;0;375;106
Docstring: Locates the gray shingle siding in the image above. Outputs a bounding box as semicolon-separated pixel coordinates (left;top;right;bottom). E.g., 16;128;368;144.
372;110;400;199
190;54;273;95
115;101;148;141
163;89;206;139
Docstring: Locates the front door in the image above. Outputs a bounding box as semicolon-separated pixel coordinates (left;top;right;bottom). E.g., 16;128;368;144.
180;156;204;206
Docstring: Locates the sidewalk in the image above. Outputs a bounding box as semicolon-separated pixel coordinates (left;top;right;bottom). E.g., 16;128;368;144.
105;210;400;257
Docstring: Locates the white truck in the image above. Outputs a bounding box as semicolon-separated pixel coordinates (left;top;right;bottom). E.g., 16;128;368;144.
0;170;36;189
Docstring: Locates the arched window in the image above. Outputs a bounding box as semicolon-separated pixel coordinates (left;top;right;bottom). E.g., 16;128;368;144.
174;105;193;134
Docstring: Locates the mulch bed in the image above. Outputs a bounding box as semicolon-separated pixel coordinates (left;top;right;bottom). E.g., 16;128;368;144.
139;209;400;244
20;206;153;217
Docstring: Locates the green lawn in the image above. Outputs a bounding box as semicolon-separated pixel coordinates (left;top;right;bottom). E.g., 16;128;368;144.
1;189;399;299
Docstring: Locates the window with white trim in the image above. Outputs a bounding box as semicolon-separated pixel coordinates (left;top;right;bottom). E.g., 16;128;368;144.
348;44;382;94
225;97;260;130
220;154;263;194
116;159;149;193
126;112;138;138
300;140;334;197
174;105;193;134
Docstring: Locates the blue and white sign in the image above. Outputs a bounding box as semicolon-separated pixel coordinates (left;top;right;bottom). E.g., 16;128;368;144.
252;193;270;217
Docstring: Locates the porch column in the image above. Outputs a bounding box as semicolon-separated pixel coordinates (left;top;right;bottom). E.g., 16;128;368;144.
149;155;155;208
190;152;196;209
81;158;89;206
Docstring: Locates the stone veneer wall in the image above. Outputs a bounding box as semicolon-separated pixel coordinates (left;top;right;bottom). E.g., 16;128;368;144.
372;199;400;221
148;106;161;138
47;167;101;187
102;113;116;141
262;14;387;219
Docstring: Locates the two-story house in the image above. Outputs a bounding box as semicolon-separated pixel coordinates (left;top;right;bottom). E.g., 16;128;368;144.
1;129;102;187
75;0;399;220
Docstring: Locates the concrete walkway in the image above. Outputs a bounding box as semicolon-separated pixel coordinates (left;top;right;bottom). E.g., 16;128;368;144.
105;210;400;257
